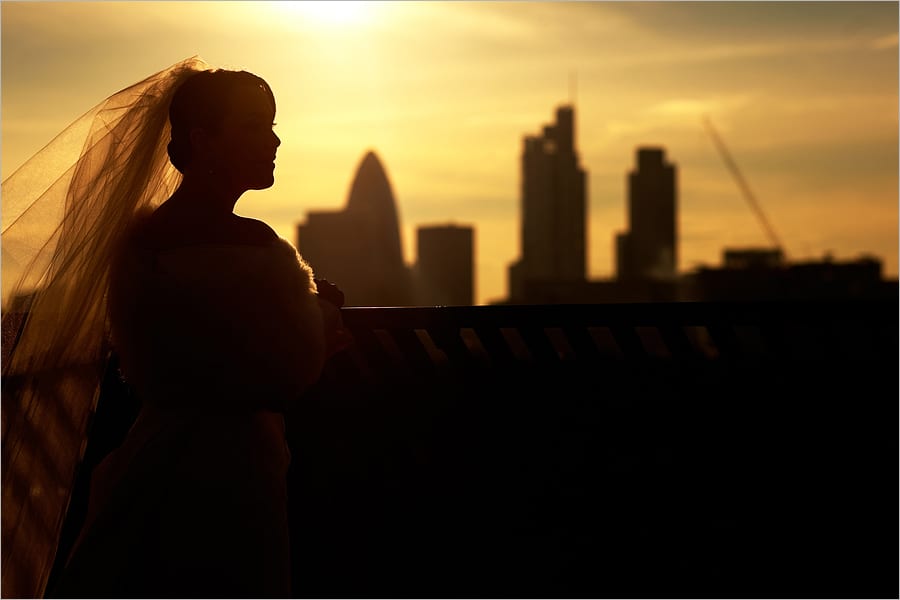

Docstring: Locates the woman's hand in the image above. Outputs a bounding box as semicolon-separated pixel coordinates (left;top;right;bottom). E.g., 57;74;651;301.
314;278;344;308
315;279;353;356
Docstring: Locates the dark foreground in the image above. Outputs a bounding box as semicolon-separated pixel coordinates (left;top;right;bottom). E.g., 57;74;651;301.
53;301;899;598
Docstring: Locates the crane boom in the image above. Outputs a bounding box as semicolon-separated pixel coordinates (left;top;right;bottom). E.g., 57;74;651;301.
702;116;788;261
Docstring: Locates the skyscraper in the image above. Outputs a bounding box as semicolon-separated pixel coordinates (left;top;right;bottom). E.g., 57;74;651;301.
414;224;474;306
617;147;677;281
296;151;412;306
508;105;588;302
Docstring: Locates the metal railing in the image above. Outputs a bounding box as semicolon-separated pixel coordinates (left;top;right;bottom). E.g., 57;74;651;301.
329;299;897;377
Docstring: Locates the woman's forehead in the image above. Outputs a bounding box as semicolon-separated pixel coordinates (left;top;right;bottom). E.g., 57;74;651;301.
225;84;275;115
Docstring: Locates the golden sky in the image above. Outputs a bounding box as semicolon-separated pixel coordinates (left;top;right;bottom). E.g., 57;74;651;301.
2;1;897;304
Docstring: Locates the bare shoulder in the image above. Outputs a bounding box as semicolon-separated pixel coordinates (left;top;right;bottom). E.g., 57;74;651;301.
139;207;277;249
230;215;278;246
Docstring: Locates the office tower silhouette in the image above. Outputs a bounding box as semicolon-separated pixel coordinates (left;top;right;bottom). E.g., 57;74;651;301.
296;150;412;306
414;224;474;306
616;147;677;281
508;105;588;302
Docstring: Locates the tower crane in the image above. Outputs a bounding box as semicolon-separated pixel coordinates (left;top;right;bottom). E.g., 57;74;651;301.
702;115;788;263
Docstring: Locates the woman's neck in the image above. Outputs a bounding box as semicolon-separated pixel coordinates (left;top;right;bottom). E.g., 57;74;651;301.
169;173;241;217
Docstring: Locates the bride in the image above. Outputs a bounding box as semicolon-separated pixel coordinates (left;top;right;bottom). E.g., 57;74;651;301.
2;57;350;598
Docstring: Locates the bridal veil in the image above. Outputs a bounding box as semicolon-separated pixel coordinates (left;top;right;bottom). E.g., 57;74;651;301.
1;56;210;598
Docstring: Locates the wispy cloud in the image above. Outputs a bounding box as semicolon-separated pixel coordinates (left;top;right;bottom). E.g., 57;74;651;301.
601;36;890;71
870;32;899;50
646;95;756;120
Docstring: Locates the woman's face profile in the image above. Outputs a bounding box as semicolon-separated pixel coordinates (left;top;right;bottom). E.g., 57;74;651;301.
210;83;281;193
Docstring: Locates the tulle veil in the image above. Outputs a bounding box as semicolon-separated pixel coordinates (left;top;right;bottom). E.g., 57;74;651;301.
1;55;210;598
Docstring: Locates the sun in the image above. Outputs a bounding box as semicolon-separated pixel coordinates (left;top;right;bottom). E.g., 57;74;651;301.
276;1;375;27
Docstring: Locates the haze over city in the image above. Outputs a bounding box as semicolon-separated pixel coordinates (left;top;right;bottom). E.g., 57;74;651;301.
3;1;897;305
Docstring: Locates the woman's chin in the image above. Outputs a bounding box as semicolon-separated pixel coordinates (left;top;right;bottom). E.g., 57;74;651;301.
250;176;276;190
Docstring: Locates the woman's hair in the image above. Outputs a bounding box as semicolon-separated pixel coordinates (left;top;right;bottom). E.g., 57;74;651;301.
166;69;275;173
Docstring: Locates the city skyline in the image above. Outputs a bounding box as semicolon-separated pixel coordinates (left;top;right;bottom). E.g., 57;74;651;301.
2;1;897;304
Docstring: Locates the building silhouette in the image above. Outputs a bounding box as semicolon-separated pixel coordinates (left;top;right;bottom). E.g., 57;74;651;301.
616;147;677;281
683;250;895;302
721;248;784;270
296;151;412;306
507;105;588;303
414;224;474;306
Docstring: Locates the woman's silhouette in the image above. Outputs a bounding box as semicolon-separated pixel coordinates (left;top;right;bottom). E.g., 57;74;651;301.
3;58;349;598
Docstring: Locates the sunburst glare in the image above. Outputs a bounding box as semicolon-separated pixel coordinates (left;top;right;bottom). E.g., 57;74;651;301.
274;1;376;27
